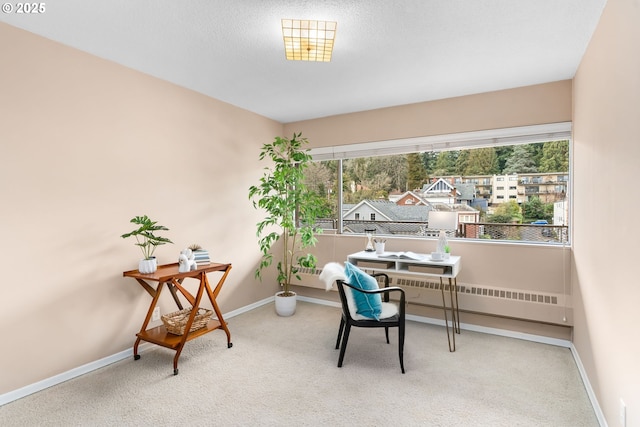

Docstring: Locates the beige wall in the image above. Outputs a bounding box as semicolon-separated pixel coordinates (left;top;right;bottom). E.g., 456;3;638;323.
284;79;571;147
572;0;640;425
294;234;573;338
284;80;574;336
5;4;636;423
0;23;280;394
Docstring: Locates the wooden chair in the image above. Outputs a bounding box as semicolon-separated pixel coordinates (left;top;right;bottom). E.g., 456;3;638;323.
335;273;406;373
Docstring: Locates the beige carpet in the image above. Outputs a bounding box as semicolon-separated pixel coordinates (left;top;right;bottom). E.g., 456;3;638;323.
0;301;598;426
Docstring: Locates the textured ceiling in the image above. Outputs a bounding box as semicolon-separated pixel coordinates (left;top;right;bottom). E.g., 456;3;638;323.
1;0;607;123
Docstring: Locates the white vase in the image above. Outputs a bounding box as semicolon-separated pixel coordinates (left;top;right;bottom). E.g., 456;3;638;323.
138;258;157;274
274;290;297;317
437;230;448;254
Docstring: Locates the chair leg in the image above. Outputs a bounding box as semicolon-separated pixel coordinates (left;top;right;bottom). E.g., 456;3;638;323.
384;326;390;344
337;324;351;368
335;318;345;350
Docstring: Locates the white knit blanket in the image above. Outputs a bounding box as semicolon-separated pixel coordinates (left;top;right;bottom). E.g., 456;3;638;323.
319;262;346;291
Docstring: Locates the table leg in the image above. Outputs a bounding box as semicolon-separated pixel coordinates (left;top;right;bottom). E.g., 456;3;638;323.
171;272;208;375
134;280;165;360
133;337;141;360
440;277;456;352
204;271;233;348
452;278;461;334
171;278;196;307
167;279;185;310
447;278;459;336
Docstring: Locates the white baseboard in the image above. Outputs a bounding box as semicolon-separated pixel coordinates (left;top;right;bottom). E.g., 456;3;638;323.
570;344;607;427
0;341;151;407
300;295;571;346
302;295;604;426
0;298;275;407
0;294;604;427
223;296;274;319
298;295;340;307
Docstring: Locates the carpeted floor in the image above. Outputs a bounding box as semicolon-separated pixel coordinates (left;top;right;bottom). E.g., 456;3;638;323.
0;301;598;426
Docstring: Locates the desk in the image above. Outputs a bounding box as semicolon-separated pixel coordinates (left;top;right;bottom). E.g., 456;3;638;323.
347;251;461;352
123;262;232;375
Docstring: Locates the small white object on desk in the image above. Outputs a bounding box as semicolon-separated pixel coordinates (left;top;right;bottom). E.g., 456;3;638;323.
178;248;197;273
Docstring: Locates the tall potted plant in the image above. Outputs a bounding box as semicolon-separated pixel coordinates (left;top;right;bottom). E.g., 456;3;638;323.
249;133;327;316
121;215;173;273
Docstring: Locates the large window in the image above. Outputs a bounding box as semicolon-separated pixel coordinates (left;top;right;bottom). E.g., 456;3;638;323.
307;123;571;244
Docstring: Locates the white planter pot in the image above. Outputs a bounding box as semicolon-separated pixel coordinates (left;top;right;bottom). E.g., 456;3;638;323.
274;290;297;317
138;258;157;274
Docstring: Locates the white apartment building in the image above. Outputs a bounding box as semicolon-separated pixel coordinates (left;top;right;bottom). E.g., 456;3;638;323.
435;172;568;206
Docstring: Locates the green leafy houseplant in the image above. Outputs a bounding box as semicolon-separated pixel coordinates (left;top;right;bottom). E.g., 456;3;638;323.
121;215;173;260
248;133;327;296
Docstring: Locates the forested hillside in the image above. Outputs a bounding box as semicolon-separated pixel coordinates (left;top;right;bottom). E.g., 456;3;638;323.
305;141;569;207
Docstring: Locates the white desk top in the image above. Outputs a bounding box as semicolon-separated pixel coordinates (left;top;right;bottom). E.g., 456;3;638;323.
347;250;462;278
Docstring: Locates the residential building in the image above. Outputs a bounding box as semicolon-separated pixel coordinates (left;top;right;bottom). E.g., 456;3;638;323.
427;173;568;206
394;190;429;206
342;195;478;236
518;172;568;204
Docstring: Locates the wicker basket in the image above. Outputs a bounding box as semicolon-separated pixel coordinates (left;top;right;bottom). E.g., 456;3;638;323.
161;307;213;335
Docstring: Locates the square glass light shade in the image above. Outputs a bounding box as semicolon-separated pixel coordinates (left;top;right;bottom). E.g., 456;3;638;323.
282;19;337;62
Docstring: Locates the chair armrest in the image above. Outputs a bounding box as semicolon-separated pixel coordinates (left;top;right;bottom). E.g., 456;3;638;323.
369;273;390;301
341;281;405;306
370;272;390;287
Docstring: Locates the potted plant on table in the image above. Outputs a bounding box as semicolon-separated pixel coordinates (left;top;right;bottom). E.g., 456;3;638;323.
121;215;173;274
248;132;327;316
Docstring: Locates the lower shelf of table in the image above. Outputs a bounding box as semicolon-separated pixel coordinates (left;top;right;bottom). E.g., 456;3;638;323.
137;319;222;349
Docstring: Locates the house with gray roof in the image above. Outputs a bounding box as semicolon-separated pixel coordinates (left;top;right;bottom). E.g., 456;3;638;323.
342;199;432;235
342;194;480;236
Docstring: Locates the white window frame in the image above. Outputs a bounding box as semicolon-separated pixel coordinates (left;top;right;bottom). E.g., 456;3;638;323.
310;123;571;161
309;122;572;244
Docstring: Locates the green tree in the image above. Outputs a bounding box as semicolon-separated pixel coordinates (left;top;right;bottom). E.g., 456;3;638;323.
495;146;514;173
503;145;538;174
488;200;523;223
382;155;408;191
344;157;367;191
455;150;469;175
521;196;552;222
304;161;337;217
464;148;499;175
433;151;457;175
407;153;427;191
529;143;544;167
539;140;569;172
422;151;438;175
343;157;393;202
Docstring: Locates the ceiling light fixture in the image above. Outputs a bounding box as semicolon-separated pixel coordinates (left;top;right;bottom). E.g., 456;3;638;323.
281;19;337;62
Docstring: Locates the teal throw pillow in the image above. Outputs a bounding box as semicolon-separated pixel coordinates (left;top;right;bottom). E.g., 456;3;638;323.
344;262;382;320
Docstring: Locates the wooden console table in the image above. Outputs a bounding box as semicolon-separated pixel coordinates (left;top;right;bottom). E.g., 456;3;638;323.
123;262;232;375
347;251;462;352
